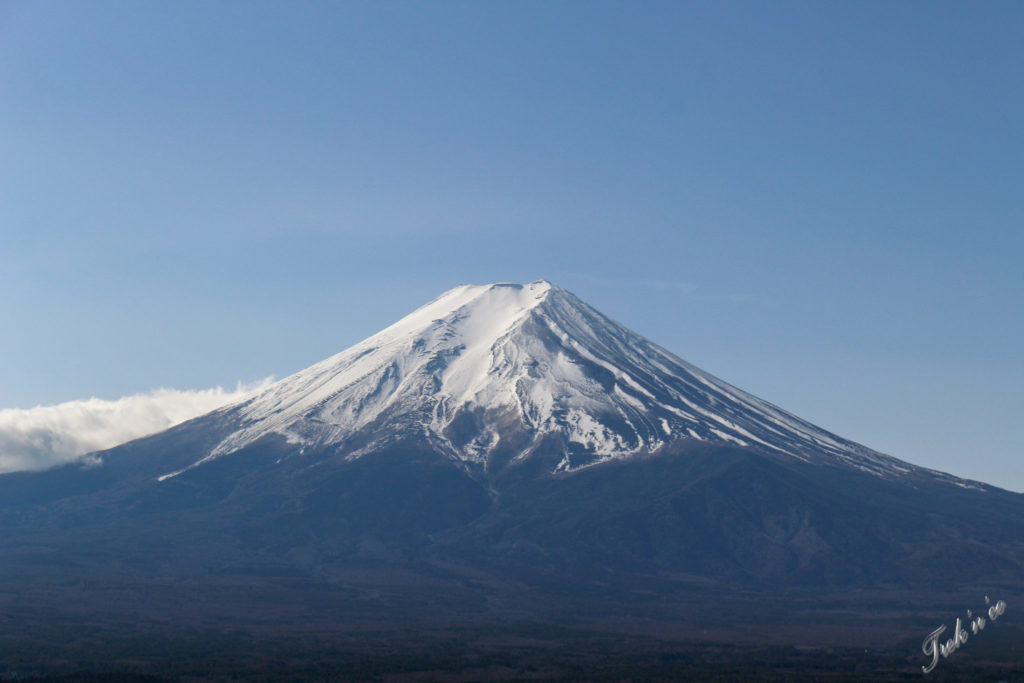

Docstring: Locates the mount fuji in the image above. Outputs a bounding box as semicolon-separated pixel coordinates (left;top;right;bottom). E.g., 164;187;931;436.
2;281;1023;672
156;280;961;486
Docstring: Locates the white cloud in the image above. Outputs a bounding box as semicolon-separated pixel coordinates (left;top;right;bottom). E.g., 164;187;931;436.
0;380;273;474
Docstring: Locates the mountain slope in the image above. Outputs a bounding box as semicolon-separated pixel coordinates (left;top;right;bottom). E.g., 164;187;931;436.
155;281;965;489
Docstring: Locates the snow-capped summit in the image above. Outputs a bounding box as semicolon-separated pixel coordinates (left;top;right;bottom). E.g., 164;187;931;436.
162;280;928;482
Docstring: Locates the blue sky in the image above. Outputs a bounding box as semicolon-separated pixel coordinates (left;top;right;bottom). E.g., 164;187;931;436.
1;1;1021;489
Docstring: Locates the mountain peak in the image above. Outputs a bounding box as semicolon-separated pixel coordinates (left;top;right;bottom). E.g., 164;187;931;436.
381;280;554;343
160;281;939;484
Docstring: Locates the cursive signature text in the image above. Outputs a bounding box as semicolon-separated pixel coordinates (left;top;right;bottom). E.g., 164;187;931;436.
921;596;1006;674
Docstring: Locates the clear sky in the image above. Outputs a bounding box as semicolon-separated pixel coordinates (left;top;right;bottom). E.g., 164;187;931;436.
1;1;1021;490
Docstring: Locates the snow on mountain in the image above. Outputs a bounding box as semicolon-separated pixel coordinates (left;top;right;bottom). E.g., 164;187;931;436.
160;281;935;482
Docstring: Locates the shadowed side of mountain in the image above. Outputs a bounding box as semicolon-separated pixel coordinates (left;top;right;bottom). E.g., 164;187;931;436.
463;441;1024;590
3;432;1023;595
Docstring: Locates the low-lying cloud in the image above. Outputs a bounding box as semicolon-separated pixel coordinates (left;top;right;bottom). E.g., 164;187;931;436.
0;381;272;474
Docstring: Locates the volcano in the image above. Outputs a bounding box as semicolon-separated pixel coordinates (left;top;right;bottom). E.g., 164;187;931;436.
1;281;1022;675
